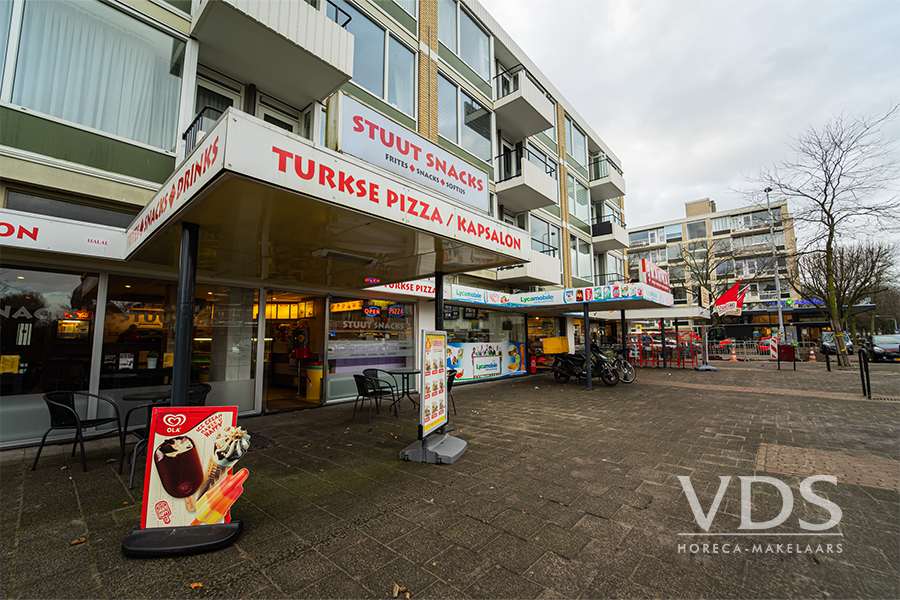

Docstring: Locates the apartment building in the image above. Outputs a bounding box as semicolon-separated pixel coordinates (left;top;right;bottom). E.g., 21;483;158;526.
0;0;630;446
624;199;813;338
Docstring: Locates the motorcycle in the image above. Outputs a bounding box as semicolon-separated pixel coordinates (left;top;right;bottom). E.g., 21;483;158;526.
551;350;619;386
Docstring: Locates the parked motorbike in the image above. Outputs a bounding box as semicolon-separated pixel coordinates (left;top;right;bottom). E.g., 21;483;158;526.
551;350;619;386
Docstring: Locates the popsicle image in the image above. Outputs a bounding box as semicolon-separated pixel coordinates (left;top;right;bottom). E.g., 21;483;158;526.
154;436;203;498
195;426;251;500
191;468;249;526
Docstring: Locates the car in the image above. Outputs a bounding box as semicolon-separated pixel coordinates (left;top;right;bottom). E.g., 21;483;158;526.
868;335;900;362
757;336;776;354
819;332;853;356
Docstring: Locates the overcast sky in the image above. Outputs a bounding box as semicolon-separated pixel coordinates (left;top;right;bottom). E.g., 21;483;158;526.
479;0;900;232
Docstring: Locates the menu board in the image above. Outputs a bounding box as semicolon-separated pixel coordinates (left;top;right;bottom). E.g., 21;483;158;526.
141;406;250;529
420;331;447;438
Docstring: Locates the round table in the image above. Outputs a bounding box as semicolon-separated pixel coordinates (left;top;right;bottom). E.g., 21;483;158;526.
386;368;421;410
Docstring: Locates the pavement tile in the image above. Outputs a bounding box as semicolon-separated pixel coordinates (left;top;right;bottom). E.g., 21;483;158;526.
463;563;544;600
7;567;104;600
358;556;437;598
388;528;453;563
571;514;631;545
524;552;597;598
329;535;397;579
490;509;545;540
259;546;339;594
418;579;471;599
480;532;545;573
293;571;373;599
423;543;493;587
529;523;591;559
440;516;502;550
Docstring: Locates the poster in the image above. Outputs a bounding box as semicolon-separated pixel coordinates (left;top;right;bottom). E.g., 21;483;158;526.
420;332;447;438
446;342;525;382
140;406;251;529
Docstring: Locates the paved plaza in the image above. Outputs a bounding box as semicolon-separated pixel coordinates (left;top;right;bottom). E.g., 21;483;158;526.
2;362;898;599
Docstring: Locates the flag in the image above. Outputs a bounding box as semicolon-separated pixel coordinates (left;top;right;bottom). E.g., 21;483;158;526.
715;281;747;316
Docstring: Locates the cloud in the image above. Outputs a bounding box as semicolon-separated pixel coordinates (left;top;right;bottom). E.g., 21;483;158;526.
480;0;900;231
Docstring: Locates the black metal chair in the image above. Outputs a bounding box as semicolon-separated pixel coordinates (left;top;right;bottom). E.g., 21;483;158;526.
353;374;390;424
362;369;400;417
446;369;458;415
32;392;124;473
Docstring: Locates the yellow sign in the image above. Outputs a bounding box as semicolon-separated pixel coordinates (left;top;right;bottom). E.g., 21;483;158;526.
0;355;20;374
330;300;363;312
163;353;174;368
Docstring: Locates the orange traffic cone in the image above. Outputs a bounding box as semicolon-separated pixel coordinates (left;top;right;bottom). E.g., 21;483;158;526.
730;347;738;362
809;348;817;362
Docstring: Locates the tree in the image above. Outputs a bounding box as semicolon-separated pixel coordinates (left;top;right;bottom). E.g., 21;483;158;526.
746;105;900;366
793;241;897;335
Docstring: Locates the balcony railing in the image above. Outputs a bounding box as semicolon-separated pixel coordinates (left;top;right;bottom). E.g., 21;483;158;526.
182;105;225;157
494;64;552;103
593;273;628;286
591;213;625;236
531;237;558;258
495;147;557;184
588;156;623;181
325;0;352;27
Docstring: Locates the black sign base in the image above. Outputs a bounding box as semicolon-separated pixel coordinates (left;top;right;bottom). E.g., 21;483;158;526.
399;433;467;464
122;521;242;558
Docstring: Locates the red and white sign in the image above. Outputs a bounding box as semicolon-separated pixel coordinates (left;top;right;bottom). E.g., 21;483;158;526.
640;259;670;294
715;281;748;317
0;209;125;258
341;96;489;212
140;406;240;529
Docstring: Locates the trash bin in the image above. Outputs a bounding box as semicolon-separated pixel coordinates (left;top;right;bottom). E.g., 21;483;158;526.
778;344;795;362
306;362;323;401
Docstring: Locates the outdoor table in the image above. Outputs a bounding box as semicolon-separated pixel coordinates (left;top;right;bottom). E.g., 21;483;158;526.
386;367;421;411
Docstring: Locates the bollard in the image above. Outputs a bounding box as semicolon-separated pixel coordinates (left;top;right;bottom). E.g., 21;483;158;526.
858;348;871;399
825;349;831;372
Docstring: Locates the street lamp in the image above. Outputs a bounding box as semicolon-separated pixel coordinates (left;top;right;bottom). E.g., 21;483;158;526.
764;187;785;341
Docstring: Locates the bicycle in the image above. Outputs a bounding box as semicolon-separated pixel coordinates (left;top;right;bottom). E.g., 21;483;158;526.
600;344;636;384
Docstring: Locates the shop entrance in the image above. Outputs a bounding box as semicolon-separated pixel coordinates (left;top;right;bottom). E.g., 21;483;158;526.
260;290;325;413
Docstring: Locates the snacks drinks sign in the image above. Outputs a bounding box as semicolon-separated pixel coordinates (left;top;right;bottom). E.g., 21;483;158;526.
140;407;251;529
420;331;447;438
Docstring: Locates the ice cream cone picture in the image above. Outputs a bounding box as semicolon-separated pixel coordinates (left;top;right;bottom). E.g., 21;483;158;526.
193;426;251;508
191;468;249;526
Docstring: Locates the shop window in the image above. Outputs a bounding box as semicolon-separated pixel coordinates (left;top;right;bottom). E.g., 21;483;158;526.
0;265;99;442
6;191;136;228
12;0;185;151
446;309;526;382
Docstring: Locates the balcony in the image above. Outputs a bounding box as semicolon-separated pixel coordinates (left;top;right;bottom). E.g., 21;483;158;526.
495;148;558;213
192;0;353;112
493;65;555;140
496;246;561;286
591;214;628;252
593;273;628;286
588;156;626;201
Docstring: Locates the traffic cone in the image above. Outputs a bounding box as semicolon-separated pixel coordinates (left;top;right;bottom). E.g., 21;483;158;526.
730;347;738;362
809;348;817;363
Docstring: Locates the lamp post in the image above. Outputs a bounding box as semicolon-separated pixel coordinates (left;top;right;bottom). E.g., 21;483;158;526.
764;187;785;341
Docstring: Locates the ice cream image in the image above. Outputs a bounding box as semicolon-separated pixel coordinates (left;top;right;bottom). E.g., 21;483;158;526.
195;426;251;500
154;436;204;499
191;468;249;526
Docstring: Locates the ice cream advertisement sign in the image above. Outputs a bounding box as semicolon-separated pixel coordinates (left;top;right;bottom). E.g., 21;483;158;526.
141;407;250;529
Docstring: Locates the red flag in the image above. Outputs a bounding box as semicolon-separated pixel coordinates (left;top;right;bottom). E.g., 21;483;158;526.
715;281;746;316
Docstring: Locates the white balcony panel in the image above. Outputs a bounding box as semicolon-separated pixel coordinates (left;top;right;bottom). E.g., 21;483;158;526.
192;0;353;110
494;76;554;140
496;160;558;213
589;168;626;201
496;249;561;286
591;221;628;252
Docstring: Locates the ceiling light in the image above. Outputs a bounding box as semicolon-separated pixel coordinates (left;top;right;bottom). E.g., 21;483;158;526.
17;276;24;279
125;285;131;288
311;248;376;266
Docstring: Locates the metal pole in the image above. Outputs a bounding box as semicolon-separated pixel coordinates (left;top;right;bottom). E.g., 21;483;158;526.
764;187;785;340
584;303;592;390
435;272;444;331
620;310;627;356
172;222;199;407
660;319;667;369
674;318;681;368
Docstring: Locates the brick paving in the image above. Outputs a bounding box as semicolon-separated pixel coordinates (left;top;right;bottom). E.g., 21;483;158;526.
756;443;900;490
1;362;898;599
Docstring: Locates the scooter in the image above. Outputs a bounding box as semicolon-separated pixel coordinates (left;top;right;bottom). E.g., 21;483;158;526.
551;350;619;386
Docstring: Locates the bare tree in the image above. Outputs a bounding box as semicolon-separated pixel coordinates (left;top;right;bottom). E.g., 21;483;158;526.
746;105;900;366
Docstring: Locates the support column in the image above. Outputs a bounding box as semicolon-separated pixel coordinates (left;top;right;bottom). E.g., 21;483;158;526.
660;318;667;370
584;303;592;390
434;272;444;330
620;310;627;352
172;223;199;407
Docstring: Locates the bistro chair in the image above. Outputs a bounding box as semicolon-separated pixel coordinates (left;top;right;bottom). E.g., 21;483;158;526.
362;369;400;417
32;392;125;473
446;369;458;415
353;374;389;424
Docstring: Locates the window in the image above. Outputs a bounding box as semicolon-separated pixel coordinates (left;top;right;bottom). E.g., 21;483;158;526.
565;115;587;168
688;242;708;262
628;228;664;247
667;243;683;262
528;143;557;179
438;0;490;81
438;73;491;161
686;220;707;240
567;175;590;223
7;191;135;228
392;0;415;16
12;0;185;151
711;216;730;235
320;106;327;146
530;216;560;257
0;0;12;89
330;0;415;116
570;235;592;281
715;259;735;279
668;265;686;281
257;95;300;134
665;224;683;242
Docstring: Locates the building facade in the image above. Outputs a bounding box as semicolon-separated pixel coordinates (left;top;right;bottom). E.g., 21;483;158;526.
0;0;629;447
625;198;808;338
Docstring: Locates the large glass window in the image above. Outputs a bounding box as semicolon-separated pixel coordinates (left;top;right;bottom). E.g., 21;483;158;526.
387;36;415;116
0;0;12;90
686;220;708;240
392;0;415;16
7;191;136;228
438;74;491;161
570;235;592;281
437;73;457;142
568;175;590;224
628;227;664;247
711;216;731;235
530;216;560;257
665;224;683;242
565;115;587;168
438;0;490;81
12;0;185;151
1;266;99;443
